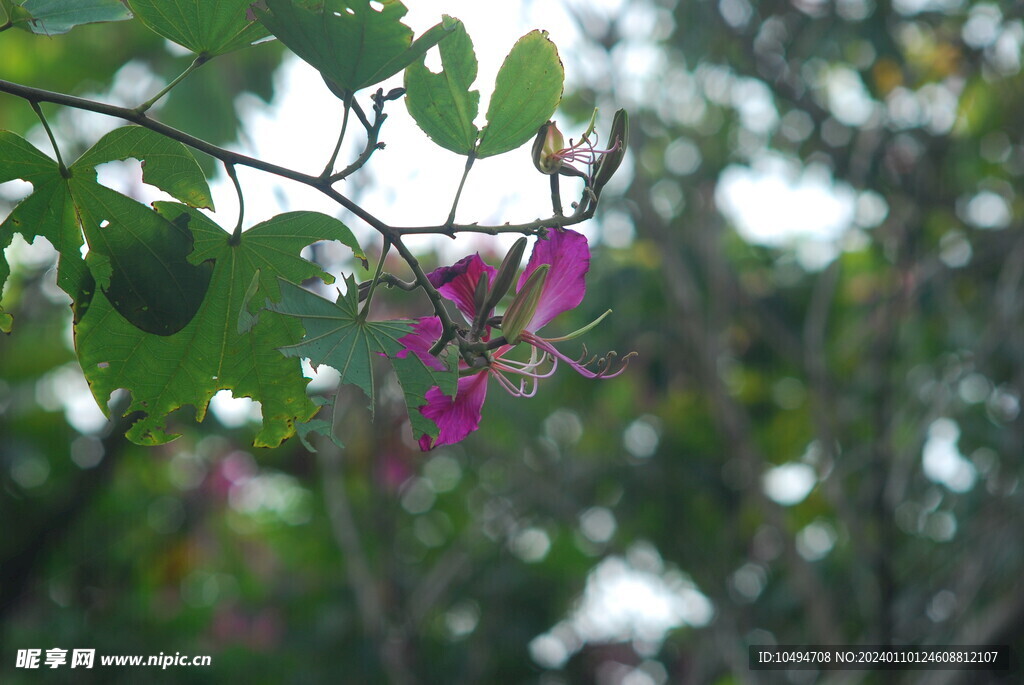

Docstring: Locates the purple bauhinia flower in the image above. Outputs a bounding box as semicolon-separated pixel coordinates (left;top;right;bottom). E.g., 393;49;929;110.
400;229;631;451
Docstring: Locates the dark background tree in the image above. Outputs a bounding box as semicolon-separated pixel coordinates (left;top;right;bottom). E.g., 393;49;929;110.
1;1;1022;683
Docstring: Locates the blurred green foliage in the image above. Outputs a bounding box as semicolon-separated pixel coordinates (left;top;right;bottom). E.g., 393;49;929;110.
2;1;1024;684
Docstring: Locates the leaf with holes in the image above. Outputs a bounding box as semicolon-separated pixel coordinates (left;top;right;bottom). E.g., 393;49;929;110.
0;131;82;332
0;126;212;333
74;205;364;447
74;188;213;336
404;16;480;155
71;127;216;334
76;125;214;210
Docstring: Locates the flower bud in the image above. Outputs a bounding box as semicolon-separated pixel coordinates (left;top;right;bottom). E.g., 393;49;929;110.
532;121;565;175
471;270;491;334
592;109;628;196
482;237;528;316
502;264;549;344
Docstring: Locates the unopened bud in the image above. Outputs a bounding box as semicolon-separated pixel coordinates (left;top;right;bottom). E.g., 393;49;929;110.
532;121;565;175
483;237;528;315
502;264;549;344
592;108;628;196
471;271;491;334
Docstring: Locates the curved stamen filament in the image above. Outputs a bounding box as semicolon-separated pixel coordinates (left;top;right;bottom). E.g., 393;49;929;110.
555;133;622;169
519;376;539;398
520;331;637;380
494;355;544;370
493;355;558;380
495;346;556;373
491;367;536;398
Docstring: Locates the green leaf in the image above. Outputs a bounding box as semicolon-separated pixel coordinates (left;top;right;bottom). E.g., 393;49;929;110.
237;269;263;334
71;185;212;335
0;126;217;334
269;275;410;402
1;131;88;330
126;0;271;56
74;206;359;447
256;0;452;94
295;395;345;452
0;129;62;184
75;126;214;210
11;0;130;34
404;16;480;155
268;277;457;443
0;231;13;332
477;30;564;159
70;130;214;335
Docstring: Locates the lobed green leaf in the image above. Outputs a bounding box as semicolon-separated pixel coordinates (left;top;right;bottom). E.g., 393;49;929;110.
0;132;88;331
268;276;456;444
71;184;212;336
76;125;214;210
0;126;217;334
270;275;411;404
75;206;360;447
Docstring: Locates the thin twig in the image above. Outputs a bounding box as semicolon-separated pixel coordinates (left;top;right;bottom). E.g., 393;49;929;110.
0;77;595;365
0;79;594;243
224;161;244;245
320;94;352;179
0;79;386;231
134;54;209;115
359;238;391;321
446;152;475;226
29;101;68;177
329;94;389;182
389;236;461;355
549;173;563;216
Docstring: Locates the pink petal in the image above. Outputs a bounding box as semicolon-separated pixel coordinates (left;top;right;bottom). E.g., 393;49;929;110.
396;317;447;371
518;229;590;332
427;254;497;324
418;369;490;450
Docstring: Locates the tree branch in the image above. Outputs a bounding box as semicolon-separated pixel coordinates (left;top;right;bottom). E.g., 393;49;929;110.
0;78;388;235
